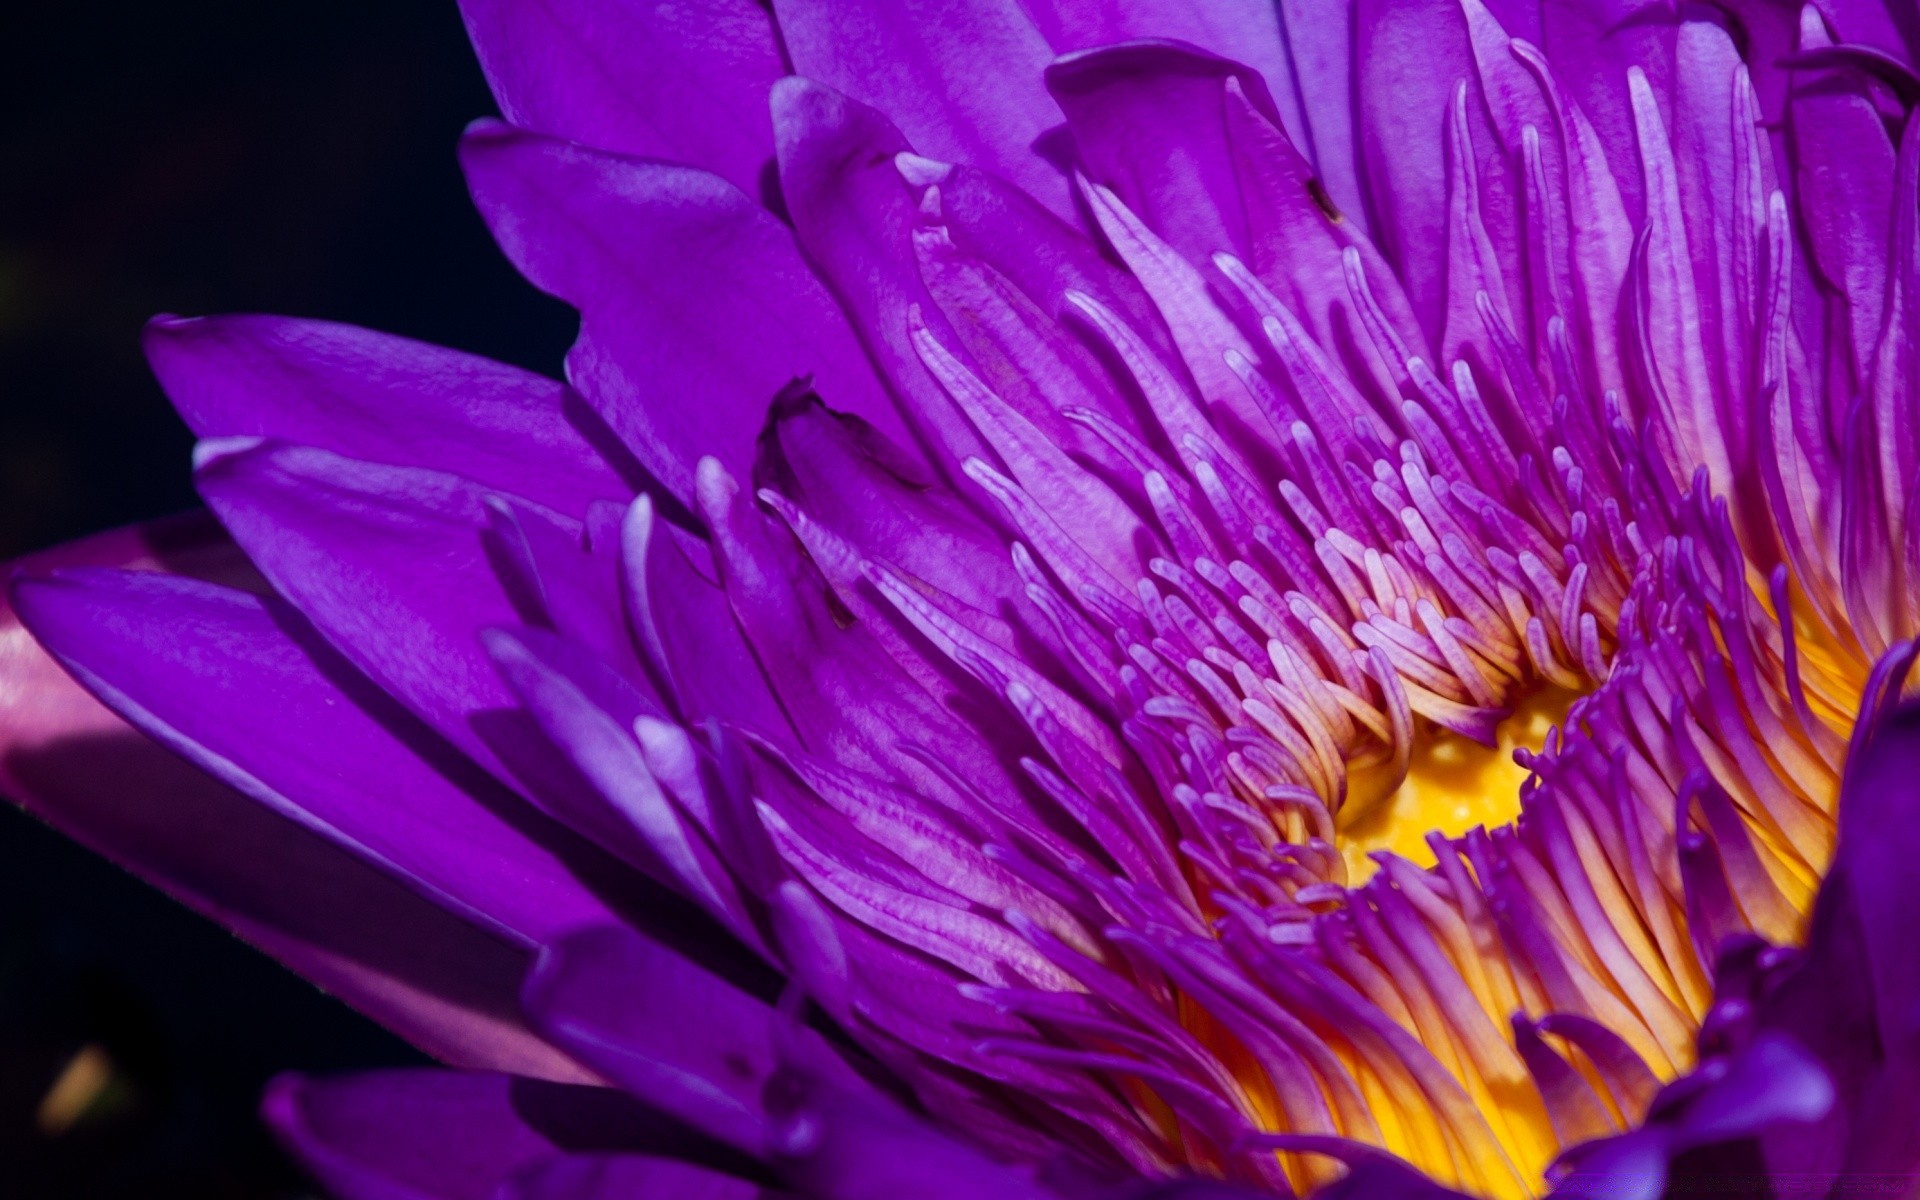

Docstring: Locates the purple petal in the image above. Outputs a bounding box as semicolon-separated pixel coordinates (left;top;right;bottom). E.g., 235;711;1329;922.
1353;0;1482;336
484;625;759;944
755;389;1031;626
144;314;629;520
14;567;617;949
501;1154;766;1200
769;0;1067;218
771;78;996;479
619;496;791;737
520;924;871;1152
1791;10;1900;391
1025;2;1315;192
1047;40;1284;265
1;518;582;1082
456;0;783;198
194;438;570;774
459;121;909;505
267;1069;727;1200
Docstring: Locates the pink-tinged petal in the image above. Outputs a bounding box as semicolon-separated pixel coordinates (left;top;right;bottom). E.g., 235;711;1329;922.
456;0;783;199
501;1154;768;1200
1047;41;1285;267
267;1069;723;1200
460;122;909;507
193;439;569;775
520;925;873;1153
0;517;583;1082
14;567;619;950
771;78;996;477
769;0;1068;218
144;314;629;521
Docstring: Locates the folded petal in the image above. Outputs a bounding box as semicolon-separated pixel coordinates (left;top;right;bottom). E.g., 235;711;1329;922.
14;566;617;949
1026;1;1306;172
144;314;630;519
457;0;784;198
460;122;908;505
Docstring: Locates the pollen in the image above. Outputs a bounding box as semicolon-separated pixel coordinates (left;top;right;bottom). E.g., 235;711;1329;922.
1341;688;1580;881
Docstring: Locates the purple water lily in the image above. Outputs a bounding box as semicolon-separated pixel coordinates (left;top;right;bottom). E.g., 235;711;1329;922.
4;0;1919;1196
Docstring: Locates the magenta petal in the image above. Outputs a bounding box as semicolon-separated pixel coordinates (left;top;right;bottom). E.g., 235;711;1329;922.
144;314;629;520
1026;1;1306;166
620;496;791;738
13;567;617;949
770;0;1068;218
0;518;581;1082
457;0;783;198
460;122;909;505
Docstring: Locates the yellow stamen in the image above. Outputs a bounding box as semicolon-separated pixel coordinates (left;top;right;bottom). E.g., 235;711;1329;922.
1340;688;1579;881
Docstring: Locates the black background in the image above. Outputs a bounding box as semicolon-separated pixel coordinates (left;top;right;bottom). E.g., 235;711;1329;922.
1;2;575;1194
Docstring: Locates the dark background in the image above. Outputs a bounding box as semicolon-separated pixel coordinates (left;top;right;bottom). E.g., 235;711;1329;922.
0;2;575;1194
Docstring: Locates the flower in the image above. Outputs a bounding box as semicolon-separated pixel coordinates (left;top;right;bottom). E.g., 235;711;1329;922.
5;0;1920;1197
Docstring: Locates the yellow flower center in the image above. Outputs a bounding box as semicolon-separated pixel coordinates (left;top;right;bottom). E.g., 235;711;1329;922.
1340;687;1580;882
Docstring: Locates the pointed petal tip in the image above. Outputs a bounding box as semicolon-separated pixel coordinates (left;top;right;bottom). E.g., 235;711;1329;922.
894;152;952;187
190;435;267;475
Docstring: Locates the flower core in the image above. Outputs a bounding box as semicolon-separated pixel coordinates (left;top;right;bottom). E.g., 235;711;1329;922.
1342;686;1580;878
